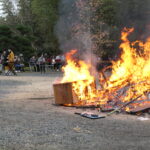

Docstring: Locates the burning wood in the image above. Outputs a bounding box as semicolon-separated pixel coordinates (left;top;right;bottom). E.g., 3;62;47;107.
53;80;96;105
53;82;77;105
107;94;143;116
129;103;150;114
53;28;150;114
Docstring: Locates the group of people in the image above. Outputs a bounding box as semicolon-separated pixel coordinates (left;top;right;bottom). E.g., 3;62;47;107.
29;54;65;74
0;49;17;75
0;50;66;75
0;49;25;75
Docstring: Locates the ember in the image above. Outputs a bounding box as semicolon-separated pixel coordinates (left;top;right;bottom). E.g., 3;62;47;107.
53;28;150;113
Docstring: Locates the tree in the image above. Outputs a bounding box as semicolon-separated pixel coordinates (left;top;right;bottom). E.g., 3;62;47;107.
0;0;149;61
0;25;35;60
0;0;18;24
0;25;13;50
17;0;34;25
31;0;60;54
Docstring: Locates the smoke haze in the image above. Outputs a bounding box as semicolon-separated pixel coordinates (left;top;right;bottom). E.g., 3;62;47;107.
55;0;93;54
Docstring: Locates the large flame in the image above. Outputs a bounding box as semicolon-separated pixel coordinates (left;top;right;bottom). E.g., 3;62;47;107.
61;28;150;108
106;28;150;102
61;50;96;103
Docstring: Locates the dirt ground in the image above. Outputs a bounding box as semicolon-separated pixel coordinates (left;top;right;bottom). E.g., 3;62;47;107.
0;72;150;150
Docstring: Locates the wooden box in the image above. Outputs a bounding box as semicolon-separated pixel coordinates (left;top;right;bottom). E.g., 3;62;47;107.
53;80;96;105
53;82;78;105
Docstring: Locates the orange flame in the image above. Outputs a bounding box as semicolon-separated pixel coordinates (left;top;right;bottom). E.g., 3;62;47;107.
60;28;150;108
106;28;150;102
61;50;96;103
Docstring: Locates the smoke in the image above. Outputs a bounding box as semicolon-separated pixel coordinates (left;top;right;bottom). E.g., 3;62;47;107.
55;0;93;54
55;0;99;75
116;0;150;41
141;0;150;40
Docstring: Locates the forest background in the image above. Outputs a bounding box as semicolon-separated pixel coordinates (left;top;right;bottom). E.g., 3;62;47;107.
0;0;150;61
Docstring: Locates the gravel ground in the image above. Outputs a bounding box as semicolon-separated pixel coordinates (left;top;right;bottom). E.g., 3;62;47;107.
0;72;150;150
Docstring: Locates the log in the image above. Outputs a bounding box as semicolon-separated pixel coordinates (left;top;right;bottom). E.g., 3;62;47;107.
129;103;150;114
107;95;142;116
75;105;101;109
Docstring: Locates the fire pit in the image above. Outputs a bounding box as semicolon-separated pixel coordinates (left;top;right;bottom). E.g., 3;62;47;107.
53;28;150;115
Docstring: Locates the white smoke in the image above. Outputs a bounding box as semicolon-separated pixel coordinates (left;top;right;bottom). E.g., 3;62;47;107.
55;0;99;77
55;0;93;53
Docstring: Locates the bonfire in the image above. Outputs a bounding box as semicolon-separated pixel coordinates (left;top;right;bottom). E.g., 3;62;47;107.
54;28;150;114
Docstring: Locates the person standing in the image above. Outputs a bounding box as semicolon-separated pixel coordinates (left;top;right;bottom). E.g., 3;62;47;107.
55;55;61;71
29;56;37;72
0;53;2;74
7;49;17;75
51;56;56;70
37;54;46;74
3;50;10;75
19;54;25;72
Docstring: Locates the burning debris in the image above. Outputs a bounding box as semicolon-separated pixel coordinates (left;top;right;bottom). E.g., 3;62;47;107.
53;28;150;115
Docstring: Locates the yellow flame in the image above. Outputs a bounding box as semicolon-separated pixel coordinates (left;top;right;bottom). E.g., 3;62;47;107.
61;50;96;102
106;28;150;102
61;28;150;108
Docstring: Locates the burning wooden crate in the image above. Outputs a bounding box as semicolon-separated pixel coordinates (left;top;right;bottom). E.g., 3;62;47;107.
53;82;78;105
53;81;96;105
